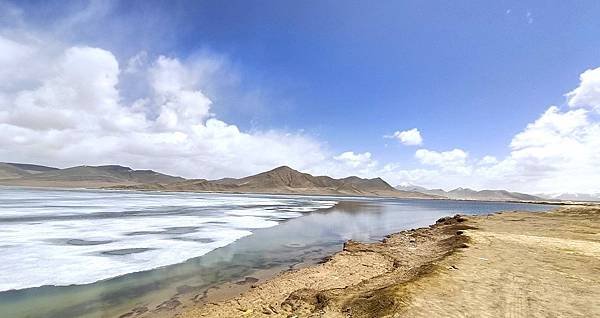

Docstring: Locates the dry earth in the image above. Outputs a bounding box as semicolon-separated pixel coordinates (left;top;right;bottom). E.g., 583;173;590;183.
177;206;600;318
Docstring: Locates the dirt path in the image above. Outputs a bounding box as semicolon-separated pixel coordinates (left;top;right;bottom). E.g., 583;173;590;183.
180;206;600;317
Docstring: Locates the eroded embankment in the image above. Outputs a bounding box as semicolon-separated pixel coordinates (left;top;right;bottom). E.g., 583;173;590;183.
181;206;600;318
181;215;474;317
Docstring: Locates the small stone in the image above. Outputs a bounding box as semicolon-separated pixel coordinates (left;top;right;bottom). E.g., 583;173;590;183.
262;307;273;314
436;216;452;224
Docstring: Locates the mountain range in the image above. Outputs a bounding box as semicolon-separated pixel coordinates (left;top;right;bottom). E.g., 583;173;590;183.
0;162;434;199
0;162;184;188
4;162;583;202
395;184;544;202
110;166;437;198
536;192;600;202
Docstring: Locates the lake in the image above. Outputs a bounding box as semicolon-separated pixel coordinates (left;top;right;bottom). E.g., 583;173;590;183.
0;187;556;317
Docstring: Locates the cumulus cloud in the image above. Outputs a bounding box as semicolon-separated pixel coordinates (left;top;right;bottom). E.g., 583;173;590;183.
566;66;600;110
383;67;600;193
480;105;600;192
2;4;600;194
415;148;467;167
415;149;470;174
3;34;599;193
334;151;376;169
388;128;423;146
478;156;498;165
0;38;329;179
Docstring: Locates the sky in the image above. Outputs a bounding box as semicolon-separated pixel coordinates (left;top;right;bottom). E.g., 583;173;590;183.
1;0;600;193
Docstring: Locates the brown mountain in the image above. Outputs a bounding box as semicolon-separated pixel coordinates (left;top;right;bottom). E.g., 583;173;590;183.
0;162;59;179
395;184;544;202
0;163;184;188
444;187;543;201
116;166;437;199
0;162;436;198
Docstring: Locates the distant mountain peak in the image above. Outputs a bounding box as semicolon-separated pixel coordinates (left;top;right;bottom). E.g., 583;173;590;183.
452;187;472;191
121;165;434;198
537;192;600;202
403;185;543;202
267;165;299;174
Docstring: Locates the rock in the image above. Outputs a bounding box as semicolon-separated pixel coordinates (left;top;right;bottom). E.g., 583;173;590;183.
343;240;364;252
454;215;467;222
262;307;273;314
436;214;467;225
235;276;259;285
155;298;182;311
436;216;452;224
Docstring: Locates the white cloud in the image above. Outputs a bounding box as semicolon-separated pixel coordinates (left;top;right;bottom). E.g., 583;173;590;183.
334;151;376;169
388;128;423;146
415;148;467;167
566;66;600;110
0;34;60;92
4;35;598;193
0;39;330;179
480;106;600;192
2;6;600;194
124;51;148;74
384;68;600;192
478;156;498;165
0;35;32;65
481;67;600;192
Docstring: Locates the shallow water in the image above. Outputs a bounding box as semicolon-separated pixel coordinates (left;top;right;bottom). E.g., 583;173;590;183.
0;187;556;318
0;187;337;292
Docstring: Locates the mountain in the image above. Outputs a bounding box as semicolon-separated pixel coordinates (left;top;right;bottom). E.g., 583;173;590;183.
537;192;600;202
0;163;434;199
394;183;429;192
116;166;437;199
0;163;184;188
447;188;543;201
395;184;544;202
1;161;552;201
0;162;58;179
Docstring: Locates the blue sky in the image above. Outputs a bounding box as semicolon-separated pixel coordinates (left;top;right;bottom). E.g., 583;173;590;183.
2;0;600;193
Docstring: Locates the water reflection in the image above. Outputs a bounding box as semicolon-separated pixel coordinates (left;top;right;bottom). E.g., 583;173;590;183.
0;198;554;318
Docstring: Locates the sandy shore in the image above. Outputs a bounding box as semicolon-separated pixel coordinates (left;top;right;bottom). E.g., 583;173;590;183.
175;206;600;317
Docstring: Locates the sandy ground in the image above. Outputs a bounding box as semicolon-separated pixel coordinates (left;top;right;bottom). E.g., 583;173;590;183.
395;206;600;317
177;206;600;318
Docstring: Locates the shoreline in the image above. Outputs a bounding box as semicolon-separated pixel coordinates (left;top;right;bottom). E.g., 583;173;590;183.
119;213;473;318
177;214;473;318
0;182;439;200
174;205;600;317
2;184;583;206
2;191;559;318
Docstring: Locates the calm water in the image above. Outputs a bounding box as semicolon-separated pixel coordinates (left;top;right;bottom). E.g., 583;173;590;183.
0;187;556;318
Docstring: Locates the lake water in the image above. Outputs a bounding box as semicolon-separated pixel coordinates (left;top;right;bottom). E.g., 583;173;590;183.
0;187;556;317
